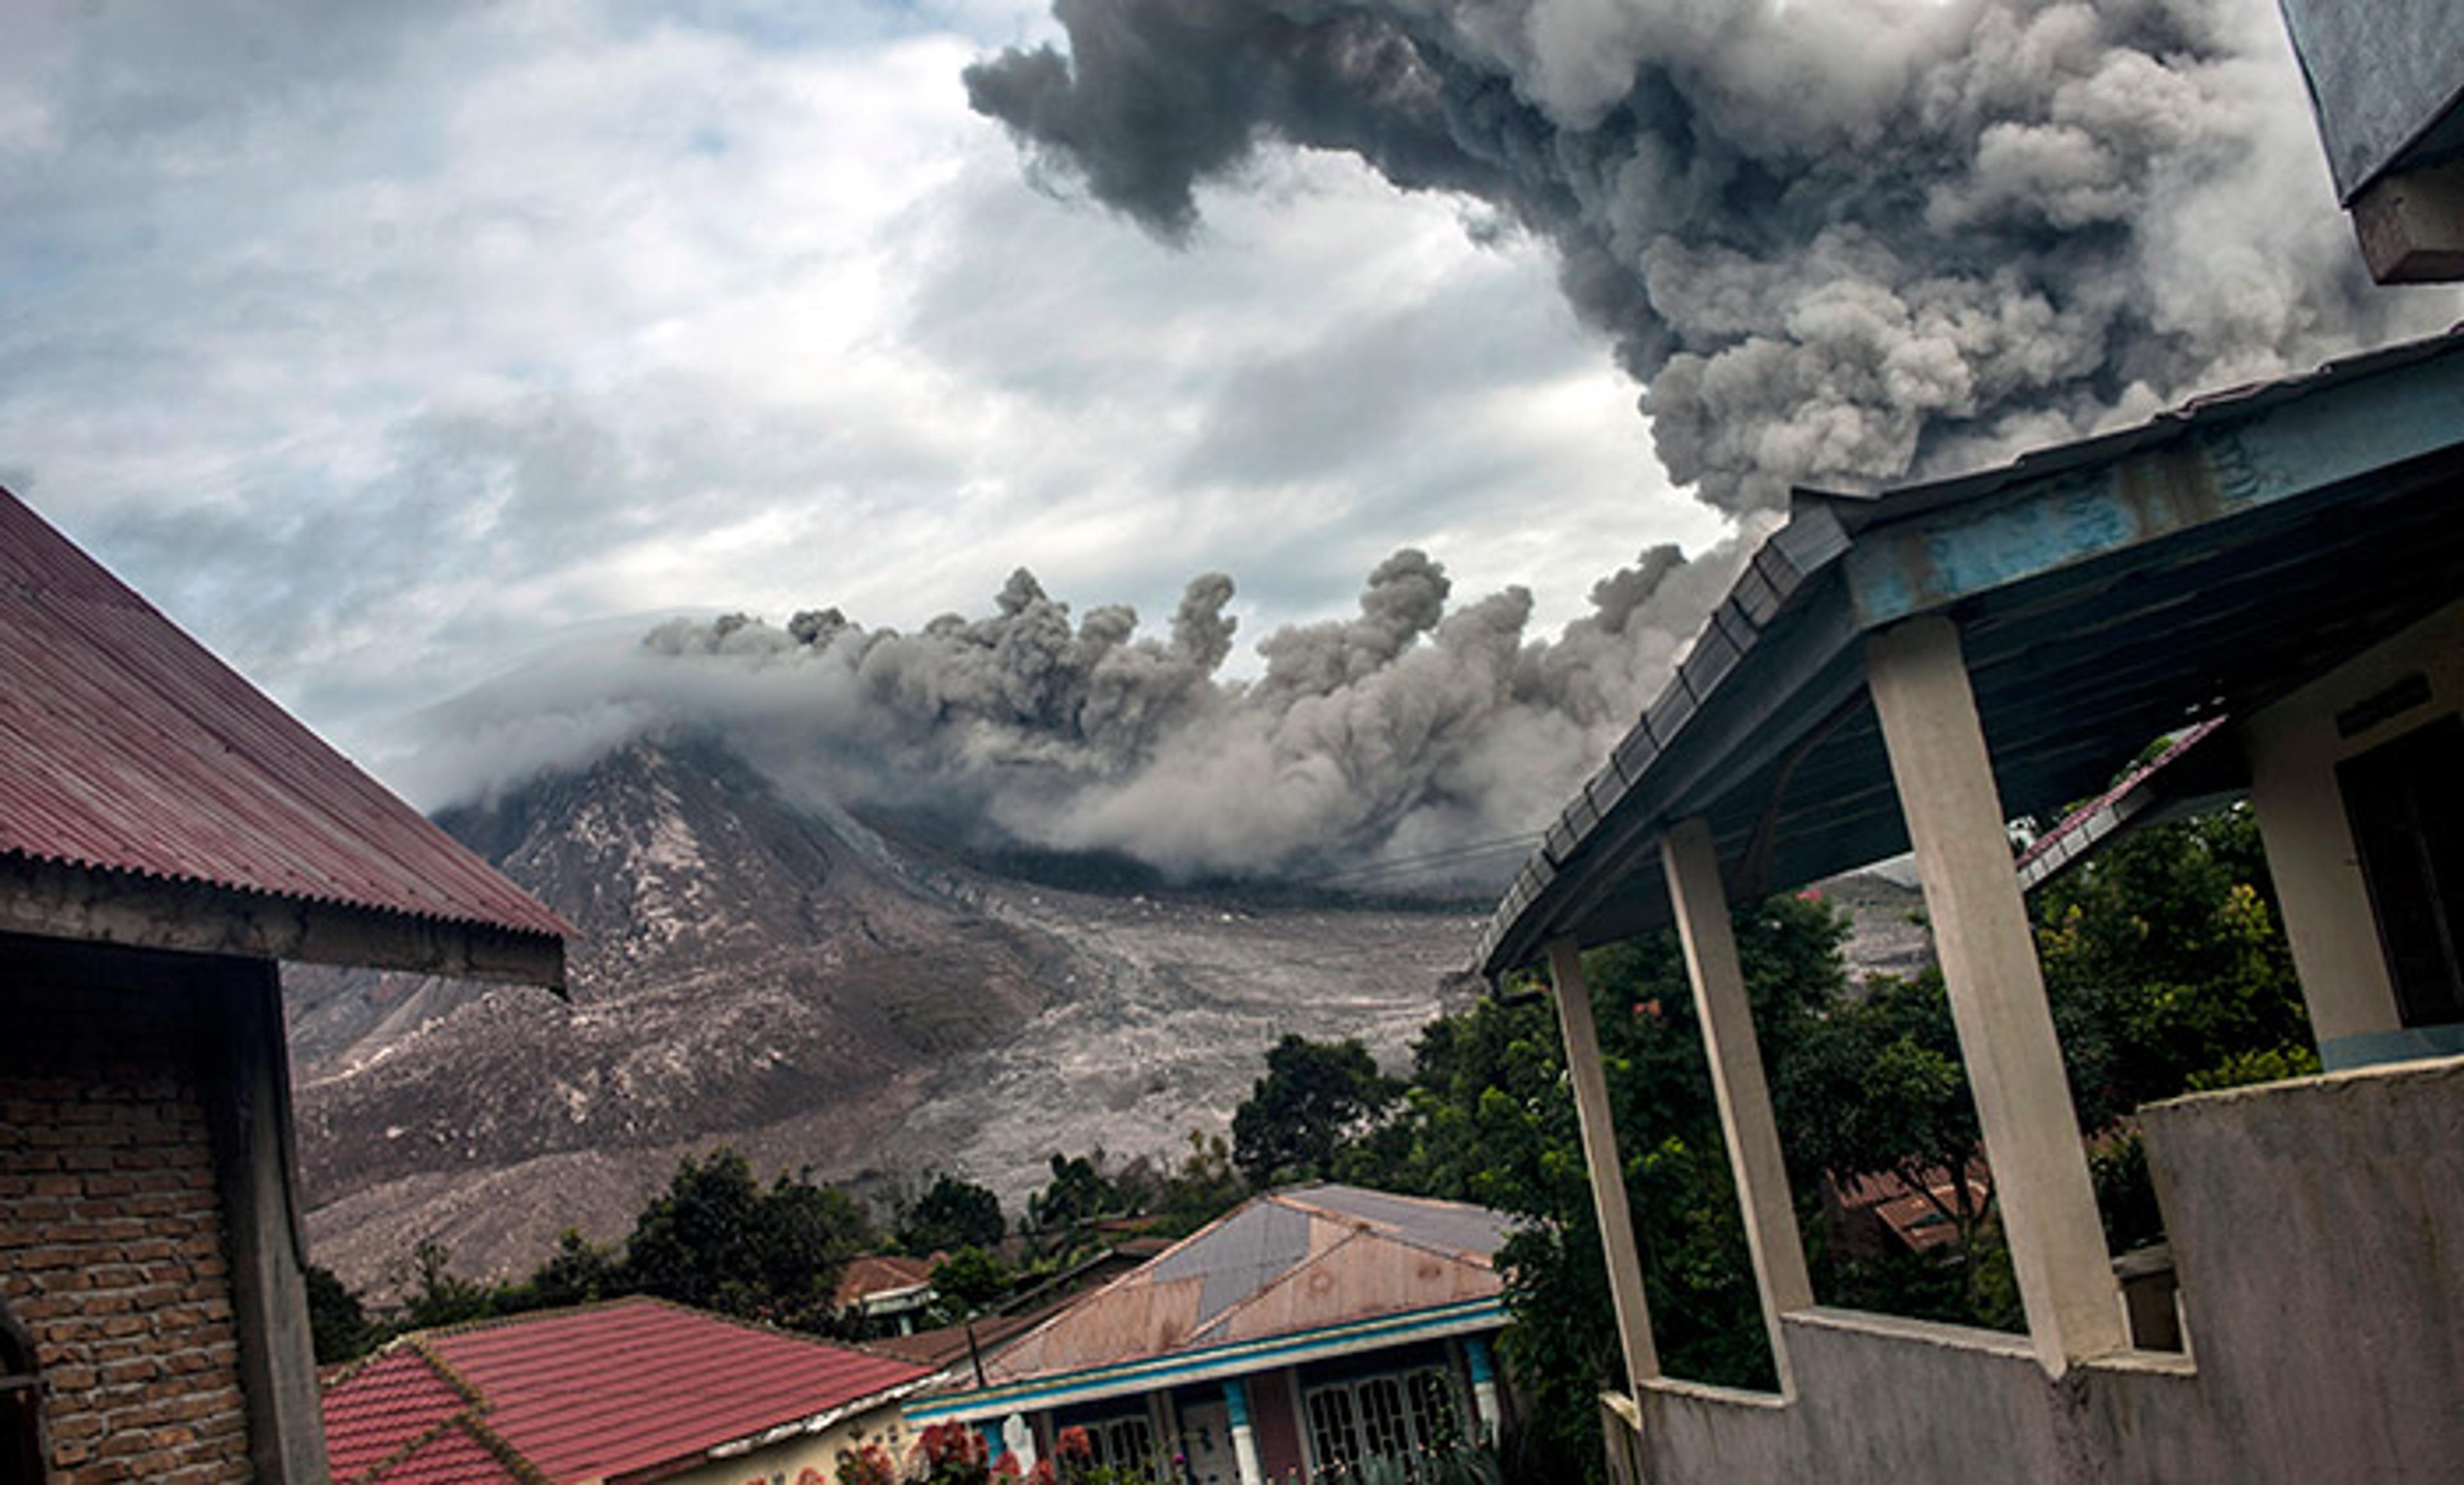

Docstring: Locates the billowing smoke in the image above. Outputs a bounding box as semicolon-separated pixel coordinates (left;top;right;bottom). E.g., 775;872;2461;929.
964;0;2449;512
411;538;1757;885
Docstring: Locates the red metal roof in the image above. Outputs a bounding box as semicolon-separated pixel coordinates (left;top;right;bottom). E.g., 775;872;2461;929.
0;488;569;942
322;1298;934;1485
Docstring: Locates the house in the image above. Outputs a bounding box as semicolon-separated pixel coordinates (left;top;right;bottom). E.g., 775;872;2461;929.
860;1240;1170;1377
835;1255;939;1336
2272;0;2464;281
1474;329;2464;1481
321;1296;935;1484
0;485;570;1481
905;1185;1512;1484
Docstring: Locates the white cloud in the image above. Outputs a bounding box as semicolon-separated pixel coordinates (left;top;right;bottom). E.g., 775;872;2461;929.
1;0;1713;780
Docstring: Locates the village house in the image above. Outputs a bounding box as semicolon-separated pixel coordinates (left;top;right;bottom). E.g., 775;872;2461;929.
321;1296;934;1485
834;1256;940;1337
0;485;570;1482
905;1185;1512;1484
1476;328;2464;1482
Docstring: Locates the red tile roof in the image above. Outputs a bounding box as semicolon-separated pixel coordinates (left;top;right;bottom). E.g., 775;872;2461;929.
323;1298;934;1485
378;1423;523;1485
0;487;569;942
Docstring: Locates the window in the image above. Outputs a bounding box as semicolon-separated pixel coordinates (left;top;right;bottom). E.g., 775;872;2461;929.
1304;1366;1465;1481
1063;1407;1156;1475
3;1301;42;1485
2339;713;2464;1028
1099;1415;1154;1475
1305;1385;1361;1475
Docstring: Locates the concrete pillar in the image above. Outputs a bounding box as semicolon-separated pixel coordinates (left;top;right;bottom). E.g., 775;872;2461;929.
1865;617;2127;1373
1659;817;1813;1390
2351;155;2464;284
200;960;330;1485
1546;936;1662;1390
1222;1378;1264;1485
1463;1334;1503;1441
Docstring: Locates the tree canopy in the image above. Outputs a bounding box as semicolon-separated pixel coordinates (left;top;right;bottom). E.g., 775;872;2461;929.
898;1174;1007;1255
1229;1033;1403;1186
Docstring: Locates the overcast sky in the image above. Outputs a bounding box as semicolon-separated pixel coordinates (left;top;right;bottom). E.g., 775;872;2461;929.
2;0;1724;789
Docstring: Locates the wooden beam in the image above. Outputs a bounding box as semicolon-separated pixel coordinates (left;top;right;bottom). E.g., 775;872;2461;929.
0;855;565;992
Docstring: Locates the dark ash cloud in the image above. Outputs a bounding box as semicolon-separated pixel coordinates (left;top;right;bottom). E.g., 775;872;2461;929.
964;0;2449;513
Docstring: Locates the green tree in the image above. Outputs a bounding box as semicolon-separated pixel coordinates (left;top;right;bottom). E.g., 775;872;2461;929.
2033;805;2314;1124
898;1175;1007;1255
1027;1151;1124;1235
526;1228;622;1309
1155;1130;1249;1236
1230;1033;1402;1187
304;1263;375;1365
625;1148;873;1329
930;1246;1012;1312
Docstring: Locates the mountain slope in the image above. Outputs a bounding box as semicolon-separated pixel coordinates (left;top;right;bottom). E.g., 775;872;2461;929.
287;735;1484;1287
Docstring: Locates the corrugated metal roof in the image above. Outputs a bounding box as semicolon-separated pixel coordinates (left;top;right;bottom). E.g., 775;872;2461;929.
969;1185;1509;1388
321;1298;933;1485
0;488;569;944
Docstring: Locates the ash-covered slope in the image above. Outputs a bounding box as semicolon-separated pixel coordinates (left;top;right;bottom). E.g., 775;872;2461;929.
287;734;1484;1288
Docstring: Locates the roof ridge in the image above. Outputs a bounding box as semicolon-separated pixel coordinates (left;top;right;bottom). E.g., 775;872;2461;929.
982;1201;1268;1370
453;1409;555;1485
1269;1189;1504;1271
406;1335;494;1413
1184;1223;1376;1346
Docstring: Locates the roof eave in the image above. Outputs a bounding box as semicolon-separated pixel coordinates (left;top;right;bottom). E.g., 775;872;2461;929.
1476;328;2464;982
0;853;567;992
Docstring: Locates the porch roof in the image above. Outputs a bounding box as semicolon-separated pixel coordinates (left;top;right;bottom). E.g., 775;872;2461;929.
1478;328;2464;980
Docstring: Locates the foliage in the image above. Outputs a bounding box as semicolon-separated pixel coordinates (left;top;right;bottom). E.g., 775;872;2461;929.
2185;1043;2322;1092
528;1228;622;1309
304;1262;376;1365
1230;1033;1403;1187
931;1246;1013;1312
625;1149;875;1328
397;1237;502;1331
1151;1130;1249;1236
2033;806;2313;1127
1027;1151;1129;1236
900;1175;1008;1255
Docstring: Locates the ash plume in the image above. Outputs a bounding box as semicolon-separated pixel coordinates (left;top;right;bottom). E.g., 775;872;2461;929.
964;0;2452;512
417;539;1756;885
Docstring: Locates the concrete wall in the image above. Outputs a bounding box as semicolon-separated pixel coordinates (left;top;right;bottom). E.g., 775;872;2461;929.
1;957;255;1484
1605;1055;2464;1484
2245;597;2464;1060
2141;1056;2464;1482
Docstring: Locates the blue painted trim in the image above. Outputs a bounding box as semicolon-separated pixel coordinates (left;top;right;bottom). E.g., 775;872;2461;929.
1844;352;2464;628
1222;1377;1251;1430
906;1298;1507;1425
1464;1334;1495;1386
2319;1024;2464;1071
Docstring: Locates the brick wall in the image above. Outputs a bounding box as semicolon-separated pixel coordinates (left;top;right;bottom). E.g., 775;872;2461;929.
0;967;254;1485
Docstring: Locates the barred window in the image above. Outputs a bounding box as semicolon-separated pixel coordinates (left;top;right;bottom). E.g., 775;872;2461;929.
1305;1366;1469;1481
